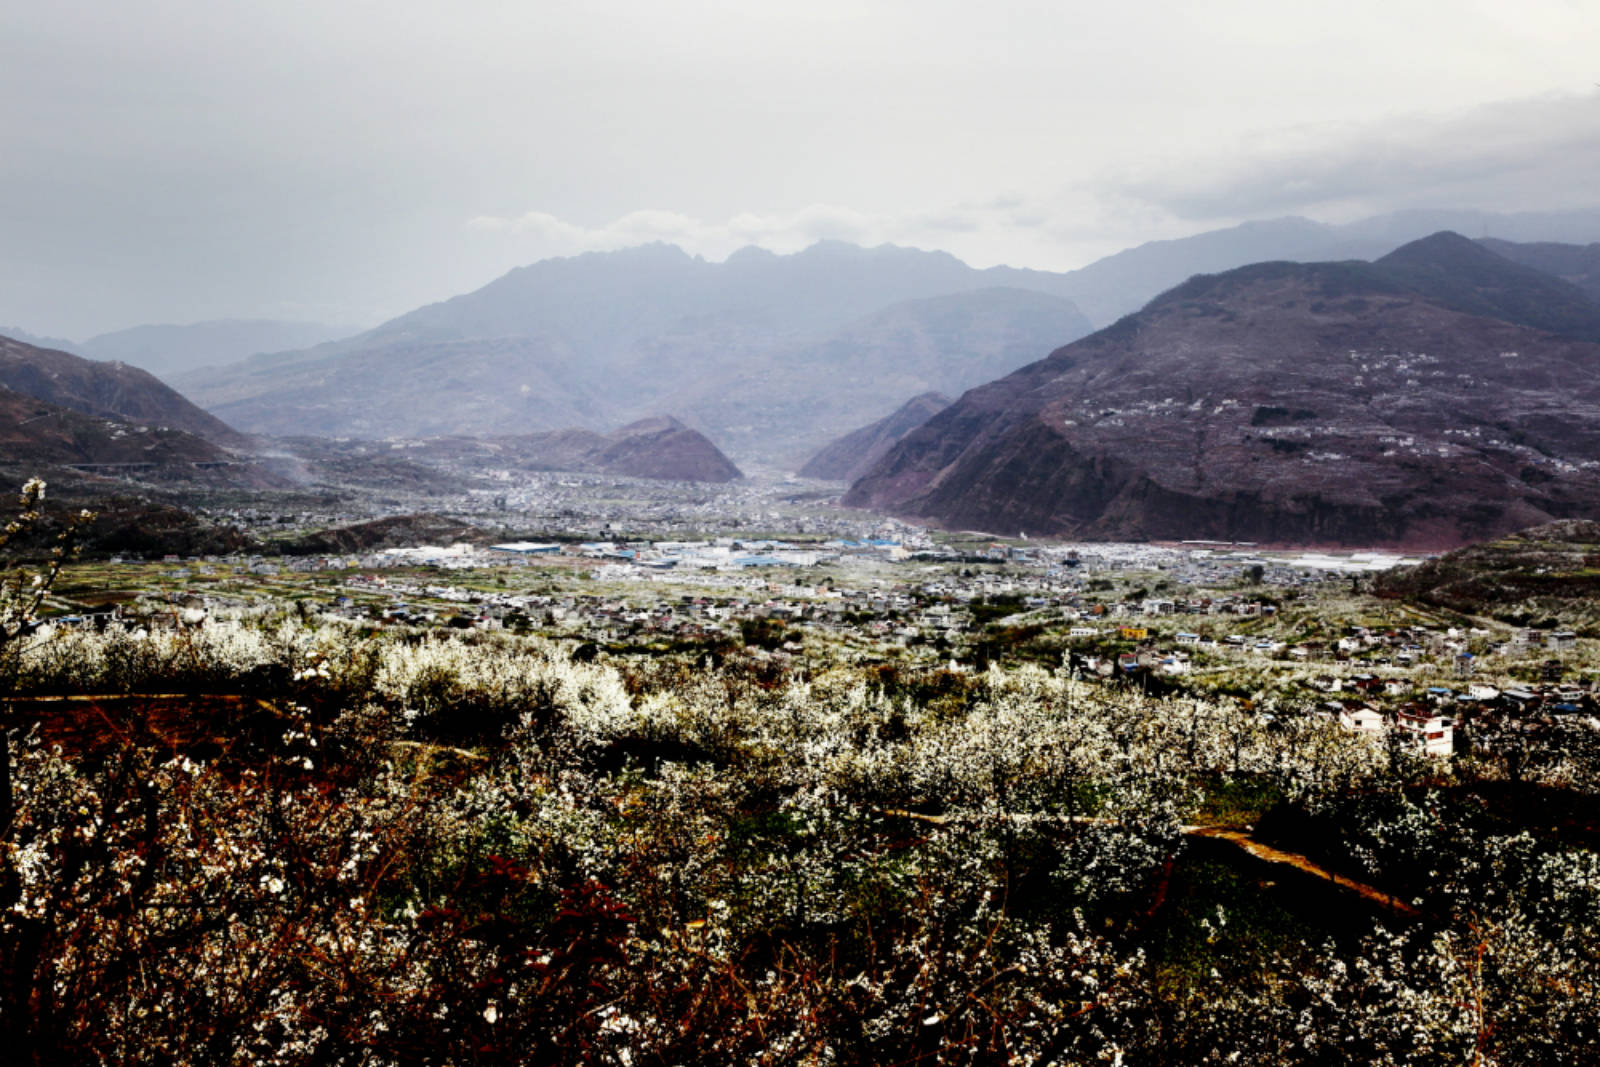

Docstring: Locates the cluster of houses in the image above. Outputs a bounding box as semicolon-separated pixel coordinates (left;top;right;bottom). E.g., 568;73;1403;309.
326;570;953;648
1312;675;1599;758
490;536;920;570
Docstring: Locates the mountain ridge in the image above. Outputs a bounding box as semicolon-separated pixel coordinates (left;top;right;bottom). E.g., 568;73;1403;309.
1478;238;1600;306
799;392;952;482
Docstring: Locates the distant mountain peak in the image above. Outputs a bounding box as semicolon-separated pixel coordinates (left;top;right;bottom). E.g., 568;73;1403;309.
1478;236;1600;305
1372;231;1600;343
506;415;741;482
600;240;694;260
794;238;871;257
1382;230;1504;268
614;414;689;435
724;245;779;265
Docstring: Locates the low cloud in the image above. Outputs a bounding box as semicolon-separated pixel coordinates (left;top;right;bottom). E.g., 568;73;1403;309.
469;204;897;259
467;93;1600;276
465;195;1130;270
1113;92;1600;223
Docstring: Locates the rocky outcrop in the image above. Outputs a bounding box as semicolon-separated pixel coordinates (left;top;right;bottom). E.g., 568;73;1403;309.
545;416;744;483
397;416;743;483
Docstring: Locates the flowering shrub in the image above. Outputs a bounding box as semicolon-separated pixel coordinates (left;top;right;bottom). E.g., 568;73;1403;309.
0;605;1595;1063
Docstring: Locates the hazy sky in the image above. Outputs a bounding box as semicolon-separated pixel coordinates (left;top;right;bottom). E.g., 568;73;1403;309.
4;0;1599;337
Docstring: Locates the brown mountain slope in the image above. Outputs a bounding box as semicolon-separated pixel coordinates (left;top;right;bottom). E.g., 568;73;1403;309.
367;417;743;483
0;386;231;468
798;392;951;482
847;250;1600;549
0;333;246;447
569;416;743;483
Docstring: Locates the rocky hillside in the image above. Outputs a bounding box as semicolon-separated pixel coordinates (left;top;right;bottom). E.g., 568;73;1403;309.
504;416;743;483
300;417;742;485
799;392;950;482
847;235;1600;548
1375;520;1600;626
0;386;232;469
0;333;246;447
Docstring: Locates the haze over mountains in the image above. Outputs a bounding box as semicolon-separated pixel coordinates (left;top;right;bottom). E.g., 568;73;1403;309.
76;320;362;378
174;241;1094;461
967;207;1600;327
1479;239;1600;306
847;233;1600;548
0;328;748;487
167;208;1600;466
0;320;360;378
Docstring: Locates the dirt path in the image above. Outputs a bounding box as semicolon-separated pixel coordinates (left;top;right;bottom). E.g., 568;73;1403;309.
879;807;1424;920
1187;826;1424;919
